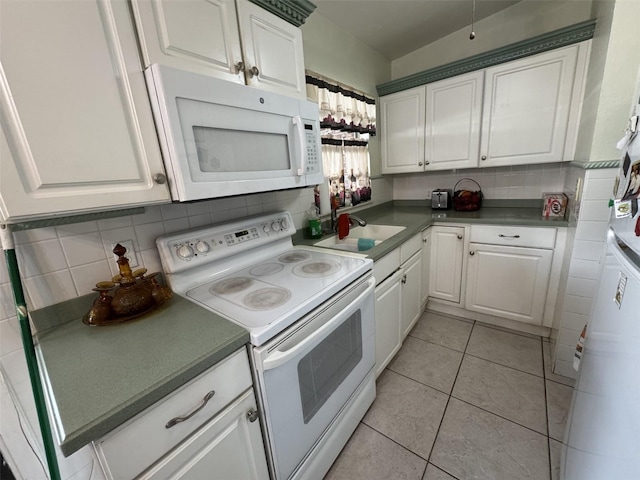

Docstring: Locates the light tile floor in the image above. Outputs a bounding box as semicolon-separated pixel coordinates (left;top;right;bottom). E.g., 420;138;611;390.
325;310;576;480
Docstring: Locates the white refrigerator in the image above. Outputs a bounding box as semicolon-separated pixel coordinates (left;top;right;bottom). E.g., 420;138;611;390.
562;102;640;479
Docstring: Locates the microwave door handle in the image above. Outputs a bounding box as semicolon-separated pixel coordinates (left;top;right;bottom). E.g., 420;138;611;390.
262;278;374;371
292;116;305;176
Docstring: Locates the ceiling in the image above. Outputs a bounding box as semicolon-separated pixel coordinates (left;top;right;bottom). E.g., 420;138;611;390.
313;0;522;60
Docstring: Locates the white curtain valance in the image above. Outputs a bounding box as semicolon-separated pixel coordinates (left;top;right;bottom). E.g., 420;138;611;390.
305;73;376;135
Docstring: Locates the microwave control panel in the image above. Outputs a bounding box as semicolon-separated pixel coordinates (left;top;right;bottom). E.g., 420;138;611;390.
304;123;321;175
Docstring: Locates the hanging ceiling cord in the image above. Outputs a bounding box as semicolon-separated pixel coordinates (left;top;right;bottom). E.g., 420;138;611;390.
470;0;476;40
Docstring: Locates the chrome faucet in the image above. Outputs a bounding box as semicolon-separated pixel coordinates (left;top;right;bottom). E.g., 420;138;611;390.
349;215;367;227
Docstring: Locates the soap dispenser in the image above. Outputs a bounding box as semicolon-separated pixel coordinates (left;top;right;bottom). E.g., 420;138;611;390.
307;203;322;239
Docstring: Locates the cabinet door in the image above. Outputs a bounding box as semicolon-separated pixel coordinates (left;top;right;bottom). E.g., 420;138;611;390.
465;243;553;325
479;45;579;167
421;228;431;307
425;71;483;170
236;0;306;99
131;0;245;84
429;226;465;304
380;87;426;173
143;389;269;480
0;0;170;223
374;270;403;377
401;252;422;338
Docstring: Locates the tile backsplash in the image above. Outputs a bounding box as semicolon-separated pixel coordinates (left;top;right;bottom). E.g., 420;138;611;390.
0;177;393;358
392;163;567;200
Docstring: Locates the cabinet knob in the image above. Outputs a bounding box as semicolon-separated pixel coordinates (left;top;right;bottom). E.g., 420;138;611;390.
234;61;245;74
247;409;259;423
247;66;260;78
153;173;167;185
423;238;428;243
457;234;463;240
470;251;475;256
418;162;423;167
481;155;487;161
424;161;430;165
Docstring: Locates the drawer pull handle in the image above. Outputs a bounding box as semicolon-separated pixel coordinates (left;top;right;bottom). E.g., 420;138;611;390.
401;274;407;284
165;390;215;429
470;251;475;256
498;234;520;239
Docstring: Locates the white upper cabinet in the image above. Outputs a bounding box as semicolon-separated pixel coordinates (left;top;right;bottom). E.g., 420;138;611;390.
132;0;306;99
380;41;589;174
380;86;426;174
425;71;484;171
479;43;588;167
131;0;244;83
0;0;170;223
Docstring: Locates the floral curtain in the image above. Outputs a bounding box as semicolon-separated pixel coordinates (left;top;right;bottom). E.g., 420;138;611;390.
306;72;375;210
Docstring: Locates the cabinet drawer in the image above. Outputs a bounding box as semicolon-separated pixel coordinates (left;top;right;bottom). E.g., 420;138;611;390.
96;348;252;480
470;225;556;249
400;233;422;263
373;248;401;286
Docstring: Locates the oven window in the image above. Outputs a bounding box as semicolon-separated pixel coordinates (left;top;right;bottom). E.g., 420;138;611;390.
297;310;363;424
193;126;290;172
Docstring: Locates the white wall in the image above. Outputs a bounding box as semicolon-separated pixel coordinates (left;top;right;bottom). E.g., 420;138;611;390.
391;0;593;79
575;0;640;162
301;12;391;178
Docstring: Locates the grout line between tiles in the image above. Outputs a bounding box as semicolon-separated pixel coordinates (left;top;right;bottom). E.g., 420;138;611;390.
428;462;464;480
541;336;554;480
359;417;430;464
463;351;544;378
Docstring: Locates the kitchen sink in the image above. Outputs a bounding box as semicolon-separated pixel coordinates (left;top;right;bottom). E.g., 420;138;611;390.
314;237;381;252
348;224;406;240
313;224;406;252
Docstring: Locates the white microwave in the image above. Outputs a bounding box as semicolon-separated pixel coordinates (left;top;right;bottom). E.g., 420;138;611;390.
144;64;323;202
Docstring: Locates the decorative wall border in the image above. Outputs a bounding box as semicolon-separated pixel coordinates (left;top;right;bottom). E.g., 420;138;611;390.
570;160;621;170
377;19;596;96
8;207;146;231
249;0;316;27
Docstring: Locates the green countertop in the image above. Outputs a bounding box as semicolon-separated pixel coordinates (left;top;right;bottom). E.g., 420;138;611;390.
295;200;568;261
33;294;249;456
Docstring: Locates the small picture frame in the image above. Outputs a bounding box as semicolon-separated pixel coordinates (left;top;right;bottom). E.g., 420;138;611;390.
542;193;568;218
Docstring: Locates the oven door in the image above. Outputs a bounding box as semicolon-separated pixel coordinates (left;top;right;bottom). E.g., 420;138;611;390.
252;274;375;480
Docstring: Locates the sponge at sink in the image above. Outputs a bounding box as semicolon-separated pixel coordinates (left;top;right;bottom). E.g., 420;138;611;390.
357;238;376;251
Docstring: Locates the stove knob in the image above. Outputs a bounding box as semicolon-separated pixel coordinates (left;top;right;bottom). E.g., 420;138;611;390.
280;218;289;230
263;225;270;233
176;244;194;260
271;221;281;232
195;241;210;254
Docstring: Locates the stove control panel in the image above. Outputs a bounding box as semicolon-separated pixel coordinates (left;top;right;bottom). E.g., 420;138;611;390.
157;212;296;273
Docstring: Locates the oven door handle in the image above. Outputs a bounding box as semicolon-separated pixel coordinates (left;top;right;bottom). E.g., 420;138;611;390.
262;278;375;371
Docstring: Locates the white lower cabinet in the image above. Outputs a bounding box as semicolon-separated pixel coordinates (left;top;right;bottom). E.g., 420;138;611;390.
94;349;269;480
374;234;423;376
428;226;465;304
374;269;403;378
465;243;553;325
420;227;431;307
141;389;268;479
400;251;422;338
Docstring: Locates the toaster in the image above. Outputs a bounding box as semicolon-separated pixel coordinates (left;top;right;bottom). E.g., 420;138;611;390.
431;189;451;209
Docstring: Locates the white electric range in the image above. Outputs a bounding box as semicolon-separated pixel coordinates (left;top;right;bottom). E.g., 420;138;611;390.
156;211;376;480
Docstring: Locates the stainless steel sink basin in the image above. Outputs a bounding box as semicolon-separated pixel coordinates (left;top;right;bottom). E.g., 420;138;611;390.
313;224;405;252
